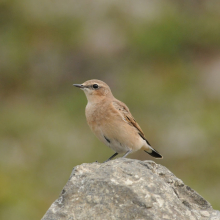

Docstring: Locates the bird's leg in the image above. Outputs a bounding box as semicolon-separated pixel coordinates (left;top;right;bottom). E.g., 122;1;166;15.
104;152;118;163
122;150;132;158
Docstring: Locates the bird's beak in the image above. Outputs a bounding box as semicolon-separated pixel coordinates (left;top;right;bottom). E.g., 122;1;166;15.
73;84;84;88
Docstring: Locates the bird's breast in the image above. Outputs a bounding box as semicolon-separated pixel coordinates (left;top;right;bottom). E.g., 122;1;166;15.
85;101;112;131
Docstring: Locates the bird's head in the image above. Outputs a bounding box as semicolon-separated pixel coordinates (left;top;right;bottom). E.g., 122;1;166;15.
73;79;113;103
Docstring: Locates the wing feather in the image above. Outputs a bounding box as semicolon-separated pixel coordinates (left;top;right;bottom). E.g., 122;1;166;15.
112;100;146;139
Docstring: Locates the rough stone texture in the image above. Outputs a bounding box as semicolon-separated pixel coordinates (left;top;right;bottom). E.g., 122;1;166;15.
42;158;220;220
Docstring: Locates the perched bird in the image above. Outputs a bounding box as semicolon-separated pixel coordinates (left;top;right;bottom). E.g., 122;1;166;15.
74;79;162;162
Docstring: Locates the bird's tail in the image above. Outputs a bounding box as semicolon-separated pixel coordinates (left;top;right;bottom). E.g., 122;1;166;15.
139;133;163;158
144;146;163;159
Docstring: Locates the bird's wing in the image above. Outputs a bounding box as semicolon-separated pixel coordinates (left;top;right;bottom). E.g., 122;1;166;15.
112;100;151;145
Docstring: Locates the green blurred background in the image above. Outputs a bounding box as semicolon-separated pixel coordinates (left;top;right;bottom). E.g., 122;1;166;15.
0;0;220;219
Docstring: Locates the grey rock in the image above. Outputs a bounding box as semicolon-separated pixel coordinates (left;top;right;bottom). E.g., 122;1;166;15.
42;158;220;220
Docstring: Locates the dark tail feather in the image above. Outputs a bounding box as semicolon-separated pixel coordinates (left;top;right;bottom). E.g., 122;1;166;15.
144;148;163;159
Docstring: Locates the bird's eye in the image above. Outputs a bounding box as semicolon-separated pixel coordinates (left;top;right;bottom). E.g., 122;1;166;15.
93;84;99;89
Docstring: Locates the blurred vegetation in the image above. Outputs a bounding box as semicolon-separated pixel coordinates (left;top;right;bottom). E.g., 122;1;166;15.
0;1;220;219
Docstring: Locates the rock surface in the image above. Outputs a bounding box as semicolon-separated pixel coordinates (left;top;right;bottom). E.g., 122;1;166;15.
42;158;220;220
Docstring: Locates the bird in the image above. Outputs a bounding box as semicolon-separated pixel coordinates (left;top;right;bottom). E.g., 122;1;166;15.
73;79;162;162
